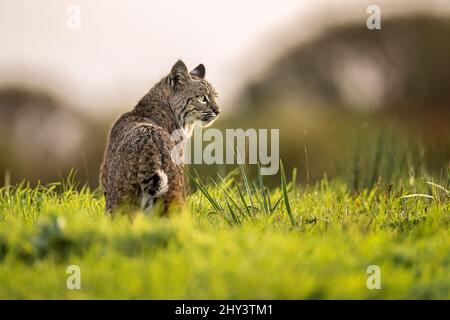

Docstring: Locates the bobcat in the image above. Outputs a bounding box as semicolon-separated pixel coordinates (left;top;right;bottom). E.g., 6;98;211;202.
100;60;220;215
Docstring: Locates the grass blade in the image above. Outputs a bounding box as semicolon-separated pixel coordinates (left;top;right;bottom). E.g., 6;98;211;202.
280;160;296;227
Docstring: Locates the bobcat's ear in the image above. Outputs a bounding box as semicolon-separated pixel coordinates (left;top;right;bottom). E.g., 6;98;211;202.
169;60;189;89
190;64;205;79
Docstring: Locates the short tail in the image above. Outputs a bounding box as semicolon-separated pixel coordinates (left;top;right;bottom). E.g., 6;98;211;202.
140;169;169;214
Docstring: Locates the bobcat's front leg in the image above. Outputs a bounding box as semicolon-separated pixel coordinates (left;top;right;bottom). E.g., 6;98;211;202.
163;166;185;214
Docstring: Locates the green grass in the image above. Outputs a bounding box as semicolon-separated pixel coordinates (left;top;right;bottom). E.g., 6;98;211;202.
0;166;449;299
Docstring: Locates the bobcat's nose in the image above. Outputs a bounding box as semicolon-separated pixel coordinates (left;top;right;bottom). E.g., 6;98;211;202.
211;104;220;116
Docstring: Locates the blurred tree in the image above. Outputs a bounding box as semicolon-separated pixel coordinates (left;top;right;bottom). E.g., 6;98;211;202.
241;15;450;115
233;15;450;183
0;86;107;187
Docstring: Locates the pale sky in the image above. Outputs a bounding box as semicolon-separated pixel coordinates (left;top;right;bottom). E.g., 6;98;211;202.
1;0;449;117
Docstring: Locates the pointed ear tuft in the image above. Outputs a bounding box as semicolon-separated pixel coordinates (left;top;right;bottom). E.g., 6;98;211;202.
169;60;189;88
190;64;206;79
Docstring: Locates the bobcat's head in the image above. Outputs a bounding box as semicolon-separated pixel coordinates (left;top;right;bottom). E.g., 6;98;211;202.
164;60;220;130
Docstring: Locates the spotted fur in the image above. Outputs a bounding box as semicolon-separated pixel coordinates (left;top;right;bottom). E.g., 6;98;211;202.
100;60;220;215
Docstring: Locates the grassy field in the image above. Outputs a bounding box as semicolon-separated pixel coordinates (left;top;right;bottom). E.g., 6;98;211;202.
0;164;449;299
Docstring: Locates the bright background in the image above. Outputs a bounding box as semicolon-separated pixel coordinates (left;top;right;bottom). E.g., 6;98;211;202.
0;0;449;186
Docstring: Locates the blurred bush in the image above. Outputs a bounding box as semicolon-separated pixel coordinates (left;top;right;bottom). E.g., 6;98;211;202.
0;86;108;187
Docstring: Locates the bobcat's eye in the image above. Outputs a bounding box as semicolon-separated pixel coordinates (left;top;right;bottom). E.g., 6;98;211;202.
199;95;209;103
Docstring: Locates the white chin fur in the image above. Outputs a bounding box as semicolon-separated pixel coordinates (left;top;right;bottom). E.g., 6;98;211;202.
202;117;217;127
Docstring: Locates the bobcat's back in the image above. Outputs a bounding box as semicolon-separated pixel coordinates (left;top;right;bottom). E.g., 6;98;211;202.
100;60;220;214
